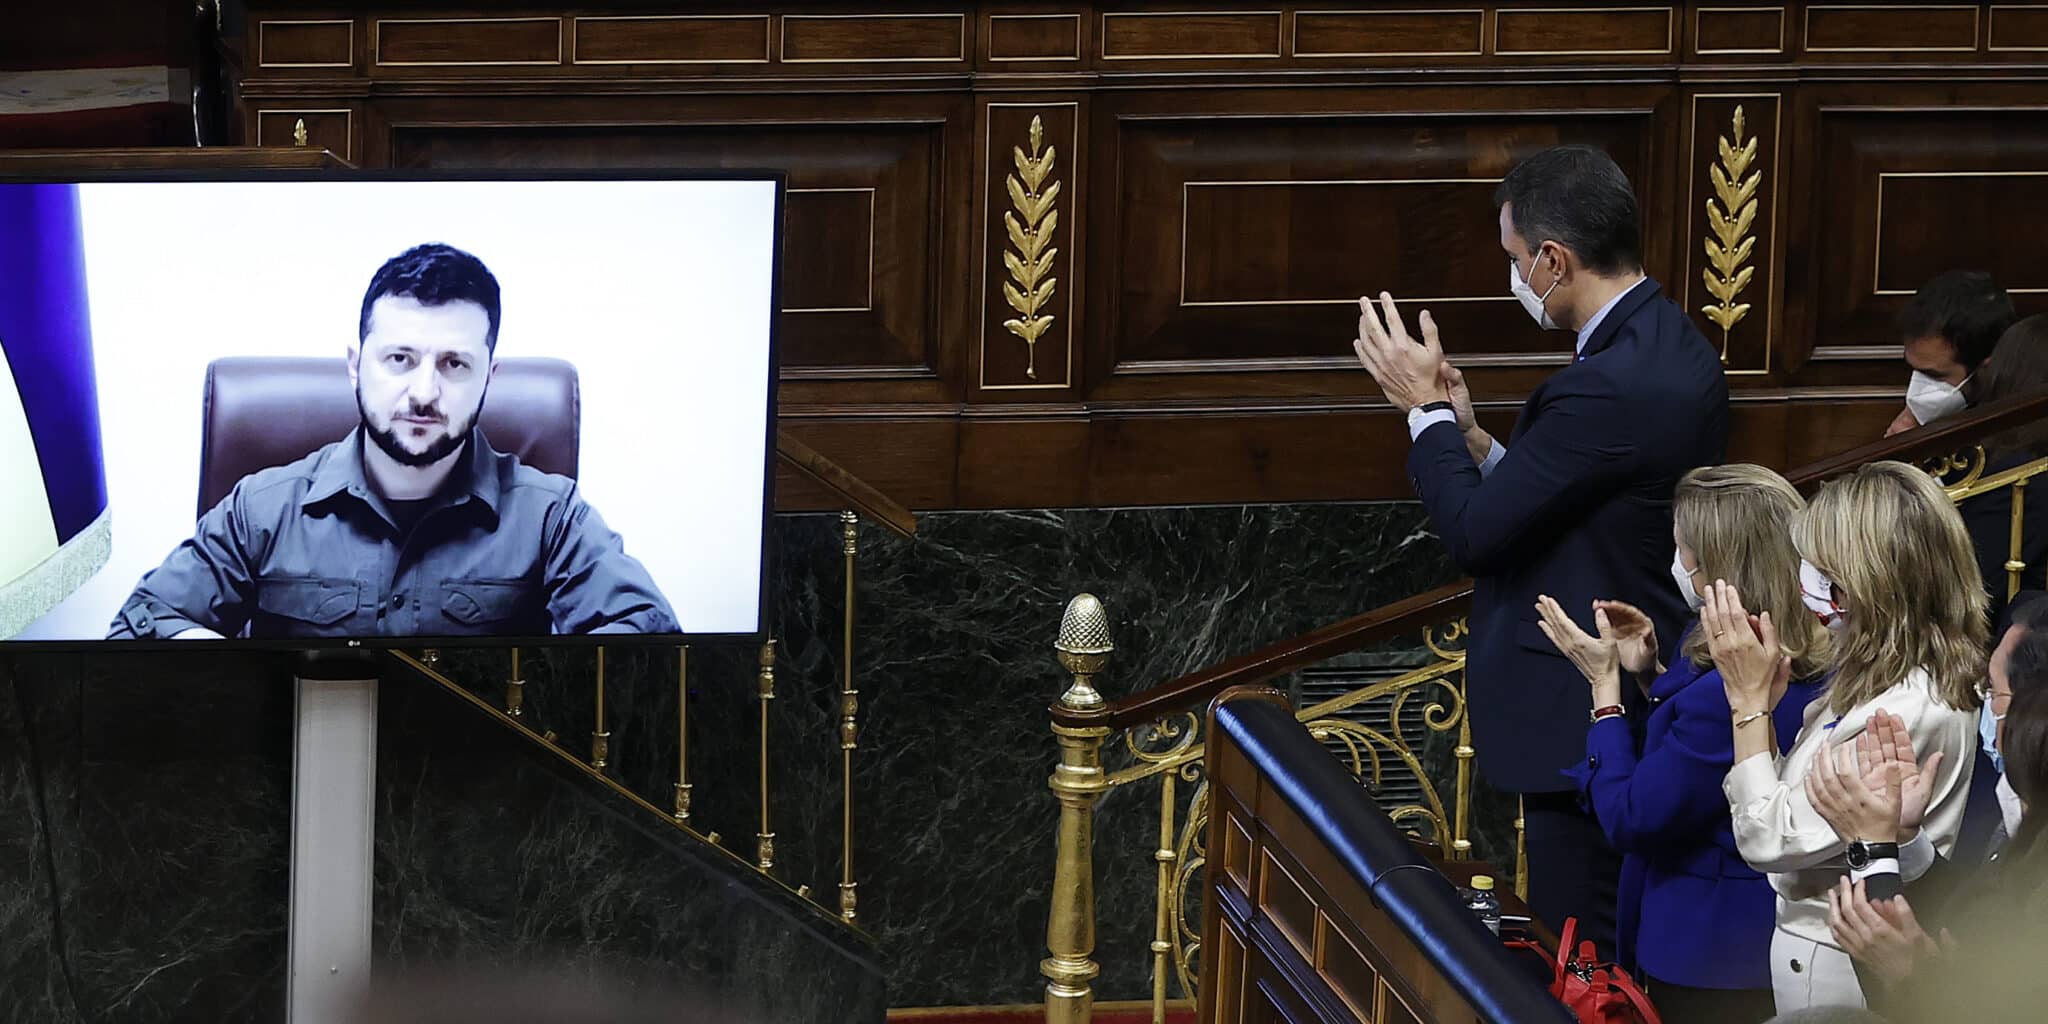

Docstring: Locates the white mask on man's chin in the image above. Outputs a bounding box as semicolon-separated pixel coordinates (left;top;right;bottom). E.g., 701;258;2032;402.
1510;257;1561;331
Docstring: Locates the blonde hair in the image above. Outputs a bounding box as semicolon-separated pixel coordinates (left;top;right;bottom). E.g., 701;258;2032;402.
1793;461;1988;715
1677;464;1831;680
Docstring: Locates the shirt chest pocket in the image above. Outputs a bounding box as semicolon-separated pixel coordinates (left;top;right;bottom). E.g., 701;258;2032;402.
254;576;362;634
439;578;529;630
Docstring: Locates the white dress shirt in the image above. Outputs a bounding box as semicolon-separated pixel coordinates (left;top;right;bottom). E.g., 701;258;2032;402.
1406;278;1644;476
1722;667;1979;950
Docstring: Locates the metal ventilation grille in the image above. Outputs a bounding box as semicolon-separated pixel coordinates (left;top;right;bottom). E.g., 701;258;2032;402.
1295;661;1437;819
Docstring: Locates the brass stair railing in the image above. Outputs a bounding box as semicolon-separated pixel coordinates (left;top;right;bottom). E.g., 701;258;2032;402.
396;429;914;929
1043;389;2048;1024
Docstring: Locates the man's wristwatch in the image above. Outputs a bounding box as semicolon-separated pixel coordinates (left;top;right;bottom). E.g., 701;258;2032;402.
1406;400;1456;429
1843;840;1900;870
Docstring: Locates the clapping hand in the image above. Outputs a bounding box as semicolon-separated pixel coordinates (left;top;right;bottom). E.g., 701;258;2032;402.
1534;596;1624;709
1807;736;1904;844
1828;878;1952;984
1352;293;1451;414
1593;599;1659;676
1806;711;1944;845
1871;710;1943;837
1702;580;1791;713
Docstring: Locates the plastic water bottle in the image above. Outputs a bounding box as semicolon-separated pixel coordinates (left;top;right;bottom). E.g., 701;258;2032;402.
1466;874;1502;935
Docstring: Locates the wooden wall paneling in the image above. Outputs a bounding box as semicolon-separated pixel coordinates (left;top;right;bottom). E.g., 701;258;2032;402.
256;17;357;71
1493;5;1678;59
1989;4;2048;52
1792;88;2048;389
372;15;565;69
980;9;1087;65
1683;92;1784;376
1689;4;1791;58
779;12;968;64
569;14;772;66
1086;84;1670;409
1800;4;1984;57
955;414;1089;508
775;416;961;510
252;106;356;162
1098;9;1286;62
974;98;1085;395
231;2;2048;513
366;93;973;409
1291;9;1487;61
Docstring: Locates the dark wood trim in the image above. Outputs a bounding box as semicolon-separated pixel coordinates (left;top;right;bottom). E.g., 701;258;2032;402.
775;429;918;538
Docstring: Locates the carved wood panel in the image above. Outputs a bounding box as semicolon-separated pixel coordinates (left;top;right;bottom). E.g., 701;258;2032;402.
976;100;1083;393
374;105;964;402
1684;93;1782;375
1099;99;1659;402
233;2;2048;510
1797;102;2048;384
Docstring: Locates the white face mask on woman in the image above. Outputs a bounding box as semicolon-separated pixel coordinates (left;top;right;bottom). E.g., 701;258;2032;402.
1905;372;1969;425
1509;254;1561;331
1799;559;1846;631
1671;549;1704;611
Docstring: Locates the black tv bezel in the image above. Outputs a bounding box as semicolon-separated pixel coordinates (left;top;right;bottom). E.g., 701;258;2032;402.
0;167;785;651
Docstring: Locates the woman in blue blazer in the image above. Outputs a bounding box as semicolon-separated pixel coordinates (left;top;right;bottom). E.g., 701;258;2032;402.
1539;464;1831;1024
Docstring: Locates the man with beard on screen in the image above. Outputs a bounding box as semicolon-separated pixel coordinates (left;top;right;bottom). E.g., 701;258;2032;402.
108;243;679;639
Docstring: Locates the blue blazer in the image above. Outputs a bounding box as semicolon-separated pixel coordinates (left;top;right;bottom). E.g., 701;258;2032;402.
1408;279;1729;789
1564;640;1824;990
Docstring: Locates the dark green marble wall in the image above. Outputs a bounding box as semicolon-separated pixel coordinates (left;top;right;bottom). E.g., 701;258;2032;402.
0;500;1484;1016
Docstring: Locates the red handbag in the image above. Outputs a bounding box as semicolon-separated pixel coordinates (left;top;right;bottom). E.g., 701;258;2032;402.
1507;917;1662;1024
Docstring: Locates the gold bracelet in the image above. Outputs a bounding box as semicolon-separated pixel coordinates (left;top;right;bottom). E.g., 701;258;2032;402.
1734;709;1769;729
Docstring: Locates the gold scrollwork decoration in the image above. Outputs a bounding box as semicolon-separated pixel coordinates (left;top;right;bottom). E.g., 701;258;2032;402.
1924;445;1990;494
1304;718;1453;846
1125;711;1201;764
292;118;308;147
1702;104;1761;362
1423;617;1470;661
1392;669;1467;736
1001;115;1060;380
1169;778;1208;999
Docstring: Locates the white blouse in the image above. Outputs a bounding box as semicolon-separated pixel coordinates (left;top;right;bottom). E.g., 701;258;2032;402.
1722;666;1979;948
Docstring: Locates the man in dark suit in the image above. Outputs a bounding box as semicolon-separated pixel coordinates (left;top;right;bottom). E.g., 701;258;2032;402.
1353;145;1730;951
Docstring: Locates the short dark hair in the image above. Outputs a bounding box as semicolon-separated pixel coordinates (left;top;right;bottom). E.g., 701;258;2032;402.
2006;597;2048;701
358;243;502;351
1492;145;1643;276
1896;270;2016;370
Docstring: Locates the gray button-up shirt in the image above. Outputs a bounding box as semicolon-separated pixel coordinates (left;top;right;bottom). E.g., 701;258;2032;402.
109;428;679;639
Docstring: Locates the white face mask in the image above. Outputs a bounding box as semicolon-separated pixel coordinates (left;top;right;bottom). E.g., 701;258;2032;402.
1799;559;1846;632
1671;548;1704;611
1905;372;1969;425
1510;254;1561;331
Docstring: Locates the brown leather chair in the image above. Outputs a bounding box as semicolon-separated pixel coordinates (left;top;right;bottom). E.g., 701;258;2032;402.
197;356;579;517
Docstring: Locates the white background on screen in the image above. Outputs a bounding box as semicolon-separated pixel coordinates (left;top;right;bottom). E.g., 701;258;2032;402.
16;178;775;639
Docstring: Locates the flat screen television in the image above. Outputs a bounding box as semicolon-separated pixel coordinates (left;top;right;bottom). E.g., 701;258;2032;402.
0;171;781;647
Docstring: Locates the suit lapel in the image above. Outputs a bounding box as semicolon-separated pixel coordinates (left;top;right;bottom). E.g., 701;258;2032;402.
1505;278;1661;444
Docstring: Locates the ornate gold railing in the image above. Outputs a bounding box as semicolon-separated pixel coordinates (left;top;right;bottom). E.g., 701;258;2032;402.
1926;444;2048;603
1045;390;2048;1024
1042;585;1479;1024
393;430;915;930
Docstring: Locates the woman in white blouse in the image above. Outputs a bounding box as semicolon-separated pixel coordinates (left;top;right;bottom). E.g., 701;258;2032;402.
1703;460;1985;1013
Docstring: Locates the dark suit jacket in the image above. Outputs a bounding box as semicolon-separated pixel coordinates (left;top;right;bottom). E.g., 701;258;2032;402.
1408;278;1729;791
